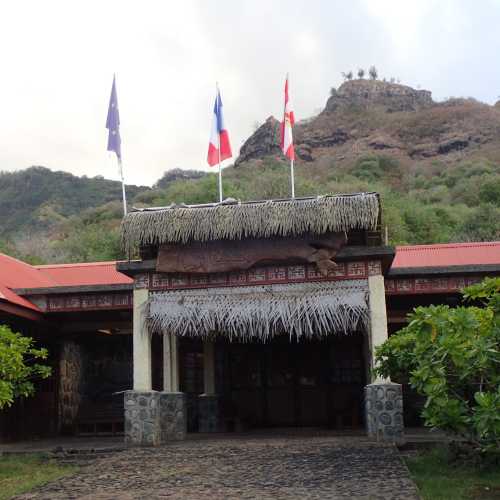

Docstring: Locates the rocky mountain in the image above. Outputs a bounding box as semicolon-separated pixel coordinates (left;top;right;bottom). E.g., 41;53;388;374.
1;78;499;264
236;79;500;171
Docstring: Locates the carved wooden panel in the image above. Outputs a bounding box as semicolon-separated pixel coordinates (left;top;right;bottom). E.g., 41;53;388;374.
156;233;347;276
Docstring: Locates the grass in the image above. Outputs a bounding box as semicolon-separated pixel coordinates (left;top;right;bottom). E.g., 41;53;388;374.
405;447;500;500
0;454;76;500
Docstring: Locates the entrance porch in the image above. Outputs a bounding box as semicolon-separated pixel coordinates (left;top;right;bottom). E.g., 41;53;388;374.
118;193;404;446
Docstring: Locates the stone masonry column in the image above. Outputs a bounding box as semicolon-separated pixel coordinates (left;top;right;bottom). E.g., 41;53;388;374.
198;340;224;432
365;267;404;443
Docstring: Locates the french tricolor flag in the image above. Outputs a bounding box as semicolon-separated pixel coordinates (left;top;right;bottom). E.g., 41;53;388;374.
207;87;232;167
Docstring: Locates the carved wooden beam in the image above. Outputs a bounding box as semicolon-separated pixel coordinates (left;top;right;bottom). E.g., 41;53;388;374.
156;233;347;276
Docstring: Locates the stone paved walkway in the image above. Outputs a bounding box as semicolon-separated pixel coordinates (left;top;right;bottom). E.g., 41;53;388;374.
16;435;420;499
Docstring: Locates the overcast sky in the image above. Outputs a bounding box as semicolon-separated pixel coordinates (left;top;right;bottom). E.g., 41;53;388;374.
1;0;500;186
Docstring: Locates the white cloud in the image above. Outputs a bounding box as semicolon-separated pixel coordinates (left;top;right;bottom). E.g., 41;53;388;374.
0;0;499;186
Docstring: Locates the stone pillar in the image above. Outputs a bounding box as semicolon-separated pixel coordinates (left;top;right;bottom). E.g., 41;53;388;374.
124;390;161;446
198;340;224;432
365;383;404;443
133;288;152;391
365;266;404;442
58;340;83;433
159;392;187;441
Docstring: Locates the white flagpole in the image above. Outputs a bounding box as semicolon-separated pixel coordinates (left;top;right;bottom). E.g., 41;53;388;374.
218;149;223;203
216;82;223;203
290;158;295;199
118;157;127;215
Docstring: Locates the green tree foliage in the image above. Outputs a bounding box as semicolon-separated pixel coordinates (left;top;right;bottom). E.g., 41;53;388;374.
369;65;378;80
2;156;500;264
0;325;51;409
0;166;148;236
375;278;500;454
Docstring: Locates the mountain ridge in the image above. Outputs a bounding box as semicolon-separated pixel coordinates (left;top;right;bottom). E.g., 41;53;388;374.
1;78;499;263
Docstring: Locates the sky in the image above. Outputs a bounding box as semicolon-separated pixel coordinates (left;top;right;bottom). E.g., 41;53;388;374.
1;0;500;187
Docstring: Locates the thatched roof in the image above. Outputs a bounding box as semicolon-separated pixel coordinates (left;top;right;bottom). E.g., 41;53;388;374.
145;280;369;341
121;193;380;252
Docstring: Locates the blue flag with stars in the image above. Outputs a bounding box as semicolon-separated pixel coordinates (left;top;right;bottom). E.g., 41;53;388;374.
106;75;121;160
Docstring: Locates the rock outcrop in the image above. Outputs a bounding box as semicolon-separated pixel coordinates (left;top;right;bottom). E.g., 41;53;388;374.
234;79;500;168
325;80;434;113
235;117;282;166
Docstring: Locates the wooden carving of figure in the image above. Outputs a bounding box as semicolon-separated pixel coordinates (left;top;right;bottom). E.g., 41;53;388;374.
156;232;347;276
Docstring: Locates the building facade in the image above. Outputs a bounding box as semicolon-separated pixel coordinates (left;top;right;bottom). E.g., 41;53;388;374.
1;194;499;444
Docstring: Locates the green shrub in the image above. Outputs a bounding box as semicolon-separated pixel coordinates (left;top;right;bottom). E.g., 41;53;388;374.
0;326;51;409
376;278;500;456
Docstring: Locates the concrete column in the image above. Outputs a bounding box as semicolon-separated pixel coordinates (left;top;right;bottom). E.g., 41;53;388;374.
133;288;152;391
163;333;172;392
162;333;180;392
368;274;389;383
203;341;216;395
171;334;179;392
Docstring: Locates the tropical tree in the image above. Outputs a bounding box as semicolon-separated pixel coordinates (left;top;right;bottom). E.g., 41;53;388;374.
0;325;52;409
375;278;500;455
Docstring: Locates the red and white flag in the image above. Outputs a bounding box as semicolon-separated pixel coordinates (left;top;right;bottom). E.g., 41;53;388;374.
281;75;295;160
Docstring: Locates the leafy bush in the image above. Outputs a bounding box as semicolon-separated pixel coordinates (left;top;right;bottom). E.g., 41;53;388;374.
376;278;500;455
0;325;51;409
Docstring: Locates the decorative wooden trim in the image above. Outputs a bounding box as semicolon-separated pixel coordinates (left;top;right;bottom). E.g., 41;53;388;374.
46;292;133;312
385;276;482;295
136;260;379;291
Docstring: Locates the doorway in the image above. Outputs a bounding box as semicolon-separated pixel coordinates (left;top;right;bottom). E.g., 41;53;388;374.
224;334;365;428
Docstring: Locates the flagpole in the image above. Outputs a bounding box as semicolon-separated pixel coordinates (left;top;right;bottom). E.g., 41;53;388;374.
216;82;223;203
290;159;295;199
118;157;127;216
218;150;223;203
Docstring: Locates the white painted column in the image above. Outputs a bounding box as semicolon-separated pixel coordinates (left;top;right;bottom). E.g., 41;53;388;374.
203;341;216;395
368;273;390;383
133;288;152;390
163;333;180;392
171;334;179;392
163;334;172;392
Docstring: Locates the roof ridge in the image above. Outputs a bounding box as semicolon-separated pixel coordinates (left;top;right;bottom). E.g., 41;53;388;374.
35;261;119;269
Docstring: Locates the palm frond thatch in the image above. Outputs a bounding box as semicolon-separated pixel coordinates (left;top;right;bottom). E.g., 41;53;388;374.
145;280;369;341
121;193;380;252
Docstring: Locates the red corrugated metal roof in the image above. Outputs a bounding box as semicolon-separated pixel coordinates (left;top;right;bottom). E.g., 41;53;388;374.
35;261;133;287
0;253;56;311
0;254;132;313
392;241;500;268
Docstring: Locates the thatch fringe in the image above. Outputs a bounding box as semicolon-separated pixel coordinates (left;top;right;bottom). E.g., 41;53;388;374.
121;193;379;252
146;280;368;341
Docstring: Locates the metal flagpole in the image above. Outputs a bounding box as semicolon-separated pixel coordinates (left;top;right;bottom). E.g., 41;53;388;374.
118;157;127;216
218;149;223;203
290;158;295;199
216;82;223;203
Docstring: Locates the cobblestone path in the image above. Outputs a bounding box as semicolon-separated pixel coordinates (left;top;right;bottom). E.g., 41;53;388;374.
16;435;420;499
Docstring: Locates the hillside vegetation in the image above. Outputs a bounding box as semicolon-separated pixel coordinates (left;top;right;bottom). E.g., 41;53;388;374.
1;79;500;264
